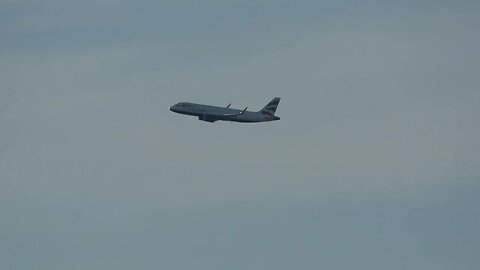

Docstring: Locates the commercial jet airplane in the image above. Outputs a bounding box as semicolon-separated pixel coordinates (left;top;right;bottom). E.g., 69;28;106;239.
169;98;281;123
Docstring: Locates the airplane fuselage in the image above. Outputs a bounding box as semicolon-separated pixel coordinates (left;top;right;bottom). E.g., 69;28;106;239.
169;98;281;123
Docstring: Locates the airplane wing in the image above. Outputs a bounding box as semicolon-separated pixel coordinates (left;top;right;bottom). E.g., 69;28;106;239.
222;107;247;117
199;107;247;122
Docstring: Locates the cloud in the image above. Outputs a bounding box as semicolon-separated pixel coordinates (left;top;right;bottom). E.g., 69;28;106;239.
1;1;480;269
2;0;480;207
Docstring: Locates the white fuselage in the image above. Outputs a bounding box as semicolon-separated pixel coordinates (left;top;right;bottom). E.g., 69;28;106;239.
169;102;280;123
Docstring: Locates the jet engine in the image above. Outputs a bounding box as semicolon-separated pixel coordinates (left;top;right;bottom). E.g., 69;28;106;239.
198;114;216;123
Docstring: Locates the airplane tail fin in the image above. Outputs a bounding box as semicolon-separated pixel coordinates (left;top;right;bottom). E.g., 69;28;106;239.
260;97;281;117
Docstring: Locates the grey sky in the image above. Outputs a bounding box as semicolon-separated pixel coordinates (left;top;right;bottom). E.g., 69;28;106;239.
1;1;480;269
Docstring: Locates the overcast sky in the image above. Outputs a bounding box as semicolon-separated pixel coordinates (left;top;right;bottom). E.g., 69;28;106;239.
1;1;480;269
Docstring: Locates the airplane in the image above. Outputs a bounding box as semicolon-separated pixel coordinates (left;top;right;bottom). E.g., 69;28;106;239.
169;97;281;123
